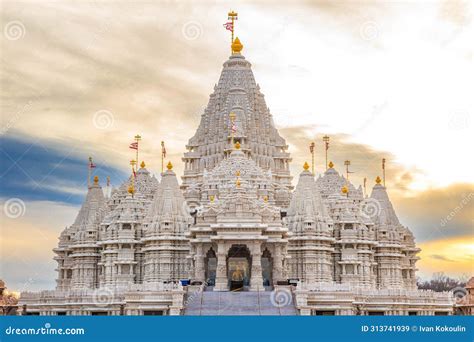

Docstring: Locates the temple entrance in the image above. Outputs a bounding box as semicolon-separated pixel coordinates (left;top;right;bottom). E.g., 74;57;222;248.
205;248;217;287
262;249;273;289
227;245;251;291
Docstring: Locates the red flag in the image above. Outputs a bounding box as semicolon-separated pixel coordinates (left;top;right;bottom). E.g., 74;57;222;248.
231;122;237;134
223;22;233;31
133;169;136;178
129;142;138;150
89;162;96;169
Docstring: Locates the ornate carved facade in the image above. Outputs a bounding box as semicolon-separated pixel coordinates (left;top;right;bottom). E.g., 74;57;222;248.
18;38;455;316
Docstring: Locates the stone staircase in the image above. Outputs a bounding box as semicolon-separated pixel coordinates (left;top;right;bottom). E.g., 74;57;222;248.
183;289;298;316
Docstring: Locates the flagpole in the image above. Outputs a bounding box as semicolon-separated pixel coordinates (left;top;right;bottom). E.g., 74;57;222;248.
382;158;386;187
344;160;351;181
310;142;315;175
88;157;92;188
323;135;330;170
161;141;165;173
363;177;367;198
134;134;141;165
228;11;238;52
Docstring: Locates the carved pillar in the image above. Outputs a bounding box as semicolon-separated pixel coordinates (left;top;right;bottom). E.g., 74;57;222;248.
273;244;284;284
194;244;205;282
250;243;263;291
214;242;228;291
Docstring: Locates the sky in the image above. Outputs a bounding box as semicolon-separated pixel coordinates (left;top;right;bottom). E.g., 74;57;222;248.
0;0;472;292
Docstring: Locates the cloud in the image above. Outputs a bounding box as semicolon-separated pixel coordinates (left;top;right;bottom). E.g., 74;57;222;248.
0;199;79;292
418;235;474;279
394;184;474;242
429;254;454;262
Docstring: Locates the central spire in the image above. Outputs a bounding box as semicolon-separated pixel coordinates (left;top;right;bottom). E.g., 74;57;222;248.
182;12;293;209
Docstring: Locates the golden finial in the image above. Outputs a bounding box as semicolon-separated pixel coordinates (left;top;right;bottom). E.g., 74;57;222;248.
235;141;241;150
232;37;243;54
128;184;135;195
303;162;310;171
130;159;136;167
341;185;348;194
328;161;334;168
167;161;173;170
263;195;268;202
93;175;99;184
210;195;215;202
375;176;382;184
236;178;241;187
140;161;145;168
236;170;241;177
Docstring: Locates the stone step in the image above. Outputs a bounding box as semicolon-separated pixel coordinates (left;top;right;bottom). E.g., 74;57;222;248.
183;290;298;316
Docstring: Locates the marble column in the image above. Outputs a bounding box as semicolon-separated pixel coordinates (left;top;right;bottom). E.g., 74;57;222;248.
250;243;263;291
214;242;228;291
194;245;205;282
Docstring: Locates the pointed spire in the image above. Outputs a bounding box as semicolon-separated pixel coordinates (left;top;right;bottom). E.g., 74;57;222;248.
167;161;173;170
370;178;400;226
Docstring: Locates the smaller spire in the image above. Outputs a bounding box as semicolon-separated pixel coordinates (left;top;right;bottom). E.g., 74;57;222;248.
328;161;334;169
106;176;110;186
303;161;310;171
167;161;173;170
93;175;99;184
140;161;146;168
235;141;241;150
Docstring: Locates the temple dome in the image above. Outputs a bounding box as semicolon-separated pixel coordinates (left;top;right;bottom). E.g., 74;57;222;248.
316;165;362;200
287;167;333;235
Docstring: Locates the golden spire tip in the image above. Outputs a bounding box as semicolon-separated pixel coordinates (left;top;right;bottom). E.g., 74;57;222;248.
167;161;173;170
303;162;310;171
